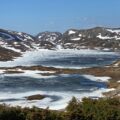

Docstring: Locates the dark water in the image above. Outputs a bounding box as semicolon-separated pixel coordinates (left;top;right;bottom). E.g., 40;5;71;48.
33;53;120;68
0;74;107;93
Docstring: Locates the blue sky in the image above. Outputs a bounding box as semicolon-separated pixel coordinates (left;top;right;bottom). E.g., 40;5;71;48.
0;0;120;34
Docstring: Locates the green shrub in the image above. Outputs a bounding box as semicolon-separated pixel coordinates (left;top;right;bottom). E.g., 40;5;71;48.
0;98;119;120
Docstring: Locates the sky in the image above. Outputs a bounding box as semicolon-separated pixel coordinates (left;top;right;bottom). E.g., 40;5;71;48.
0;0;120;34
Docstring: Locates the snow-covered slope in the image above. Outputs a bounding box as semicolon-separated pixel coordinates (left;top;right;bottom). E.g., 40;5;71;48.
0;29;35;52
62;27;120;50
0;47;21;61
36;31;62;49
36;27;120;51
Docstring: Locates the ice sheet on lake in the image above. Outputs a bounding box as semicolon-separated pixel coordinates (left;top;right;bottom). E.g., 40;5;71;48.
0;88;114;110
83;75;111;82
0;49;118;68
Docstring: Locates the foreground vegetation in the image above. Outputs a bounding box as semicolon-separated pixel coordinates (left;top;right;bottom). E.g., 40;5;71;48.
0;97;120;120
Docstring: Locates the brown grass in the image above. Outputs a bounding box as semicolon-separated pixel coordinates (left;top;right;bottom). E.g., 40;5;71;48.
26;94;45;100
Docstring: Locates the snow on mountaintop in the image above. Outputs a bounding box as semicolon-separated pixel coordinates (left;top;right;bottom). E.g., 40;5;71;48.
97;33;120;40
36;32;62;42
68;30;76;35
107;29;120;34
36;31;62;49
0;29;36;53
62;27;120;51
71;38;81;41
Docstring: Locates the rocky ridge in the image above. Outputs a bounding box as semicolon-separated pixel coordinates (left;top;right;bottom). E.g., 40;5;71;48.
1;27;120;60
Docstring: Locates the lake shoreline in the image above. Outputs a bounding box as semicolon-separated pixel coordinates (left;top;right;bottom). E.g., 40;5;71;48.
0;59;120;101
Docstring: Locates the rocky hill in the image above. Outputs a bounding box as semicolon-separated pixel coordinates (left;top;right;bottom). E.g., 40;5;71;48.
0;29;35;52
0;47;21;61
36;27;120;51
36;31;62;49
0;27;120;61
62;27;120;50
0;28;36;61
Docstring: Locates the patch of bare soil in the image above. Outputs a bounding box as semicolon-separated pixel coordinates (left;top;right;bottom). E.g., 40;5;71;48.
0;47;21;61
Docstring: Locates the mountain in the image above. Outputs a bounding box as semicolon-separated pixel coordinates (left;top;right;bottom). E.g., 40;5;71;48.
0;29;35;52
62;27;120;50
36;31;62;49
0;28;36;61
0;27;120;61
36;27;120;51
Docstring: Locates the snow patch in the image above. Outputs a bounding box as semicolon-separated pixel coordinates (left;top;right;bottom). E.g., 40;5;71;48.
56;45;62;50
5;70;56;79
97;33;120;40
117;80;120;83
0;70;4;74
83;75;111;82
71;38;81;41
68;30;76;35
113;63;119;67
78;34;82;37
107;29;120;34
2;44;21;52
97;33;112;40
